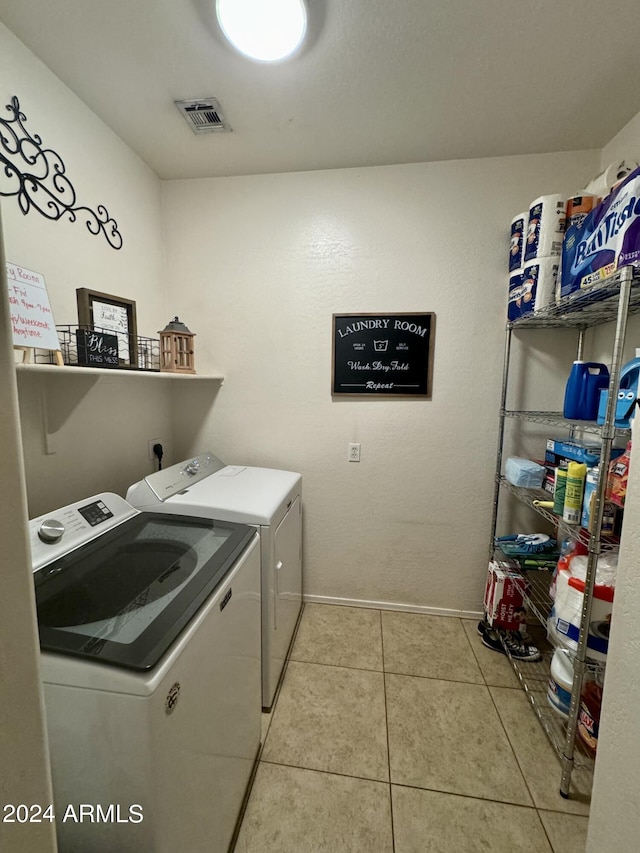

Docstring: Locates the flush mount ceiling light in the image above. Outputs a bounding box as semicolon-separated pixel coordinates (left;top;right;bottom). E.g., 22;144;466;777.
216;0;307;62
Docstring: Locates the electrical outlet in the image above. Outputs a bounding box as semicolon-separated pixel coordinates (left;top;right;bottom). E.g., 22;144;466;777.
148;438;164;461
348;443;361;462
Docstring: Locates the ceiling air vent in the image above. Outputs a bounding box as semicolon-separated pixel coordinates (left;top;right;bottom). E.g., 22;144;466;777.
174;98;231;134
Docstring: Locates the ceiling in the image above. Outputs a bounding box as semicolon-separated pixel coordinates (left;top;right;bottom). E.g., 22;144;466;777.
1;0;640;181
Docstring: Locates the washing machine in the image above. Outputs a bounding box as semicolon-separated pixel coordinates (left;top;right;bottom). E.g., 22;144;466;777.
127;452;302;710
29;492;261;853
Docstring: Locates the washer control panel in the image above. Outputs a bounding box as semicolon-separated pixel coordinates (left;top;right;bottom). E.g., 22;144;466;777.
139;452;227;501
77;499;115;527
29;493;138;571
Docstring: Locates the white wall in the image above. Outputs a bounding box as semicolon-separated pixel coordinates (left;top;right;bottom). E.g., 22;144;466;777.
585;113;640;853
0;23;168;843
0;22;164;334
0;22;173;515
600;112;640;168
163;150;599;614
0;210;56;853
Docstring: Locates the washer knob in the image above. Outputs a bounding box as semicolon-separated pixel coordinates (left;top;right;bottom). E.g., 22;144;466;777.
185;460;200;476
38;519;65;543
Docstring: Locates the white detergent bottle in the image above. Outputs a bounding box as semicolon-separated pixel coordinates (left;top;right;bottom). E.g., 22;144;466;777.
547;648;573;718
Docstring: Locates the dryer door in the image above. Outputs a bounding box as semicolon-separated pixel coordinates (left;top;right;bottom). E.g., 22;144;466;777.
271;496;302;676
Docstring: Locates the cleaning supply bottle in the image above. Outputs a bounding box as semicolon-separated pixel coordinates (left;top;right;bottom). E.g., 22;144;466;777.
617;353;640;409
583;364;610;420
581;465;618;533
563;361;609;420
547;648;573;718
553;462;568;514
577;671;604;756
581;466;598;529
563;461;587;524
597;349;640;427
563;361;587;419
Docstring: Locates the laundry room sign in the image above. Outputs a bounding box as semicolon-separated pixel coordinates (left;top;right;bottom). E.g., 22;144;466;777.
332;312;436;397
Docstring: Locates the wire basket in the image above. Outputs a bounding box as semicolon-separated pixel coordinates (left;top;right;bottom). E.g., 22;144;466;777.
35;325;161;371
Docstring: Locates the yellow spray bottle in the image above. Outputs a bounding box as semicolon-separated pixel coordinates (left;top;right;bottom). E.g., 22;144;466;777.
563;461;587;525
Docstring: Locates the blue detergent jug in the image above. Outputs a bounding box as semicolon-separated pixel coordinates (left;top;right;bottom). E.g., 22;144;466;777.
563;362;610;420
597;355;640;427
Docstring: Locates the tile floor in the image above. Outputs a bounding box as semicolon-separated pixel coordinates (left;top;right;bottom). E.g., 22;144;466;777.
234;604;591;853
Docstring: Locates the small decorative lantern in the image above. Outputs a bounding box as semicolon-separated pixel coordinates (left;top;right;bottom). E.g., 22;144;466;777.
158;317;196;374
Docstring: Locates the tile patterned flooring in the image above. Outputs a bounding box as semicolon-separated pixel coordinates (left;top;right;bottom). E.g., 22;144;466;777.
234;604;591;853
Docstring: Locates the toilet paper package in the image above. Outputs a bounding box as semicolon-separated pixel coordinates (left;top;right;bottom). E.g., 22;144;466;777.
508;259;558;320
509;212;527;271
524;195;566;262
561;165;640;298
507;268;531;321
526;257;559;312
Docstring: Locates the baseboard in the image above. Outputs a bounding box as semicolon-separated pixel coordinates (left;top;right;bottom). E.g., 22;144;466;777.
302;594;483;621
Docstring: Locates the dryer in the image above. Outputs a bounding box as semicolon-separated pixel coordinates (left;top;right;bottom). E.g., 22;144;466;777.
127;452;302;710
30;492;261;852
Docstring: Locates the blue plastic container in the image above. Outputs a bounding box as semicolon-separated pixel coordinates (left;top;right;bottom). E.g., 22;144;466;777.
563;361;610;421
597;355;640;428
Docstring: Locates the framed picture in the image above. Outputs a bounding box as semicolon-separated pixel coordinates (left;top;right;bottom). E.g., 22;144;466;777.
76;288;138;366
332;312;436;397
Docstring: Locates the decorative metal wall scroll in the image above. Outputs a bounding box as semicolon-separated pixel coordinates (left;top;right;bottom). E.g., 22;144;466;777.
0;96;123;249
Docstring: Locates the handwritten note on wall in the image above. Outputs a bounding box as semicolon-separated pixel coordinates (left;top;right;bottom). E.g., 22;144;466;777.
6;263;60;351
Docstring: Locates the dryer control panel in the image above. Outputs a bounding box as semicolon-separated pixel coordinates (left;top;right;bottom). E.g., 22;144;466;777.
29;493;138;571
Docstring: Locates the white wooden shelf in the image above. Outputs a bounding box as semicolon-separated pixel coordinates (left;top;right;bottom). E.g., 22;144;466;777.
15;363;224;382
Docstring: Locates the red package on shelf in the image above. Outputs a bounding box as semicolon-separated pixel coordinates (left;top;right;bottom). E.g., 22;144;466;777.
607;441;632;508
483;561;529;631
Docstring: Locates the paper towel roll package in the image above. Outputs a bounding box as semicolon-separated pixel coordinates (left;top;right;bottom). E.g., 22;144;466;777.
524;194;566;261
509;212;527;272
566;194;597;230
585;160;638;199
561;165;640;298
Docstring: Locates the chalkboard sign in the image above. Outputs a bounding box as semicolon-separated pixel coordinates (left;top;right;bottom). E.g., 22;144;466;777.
76;328;119;368
332;313;436;397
